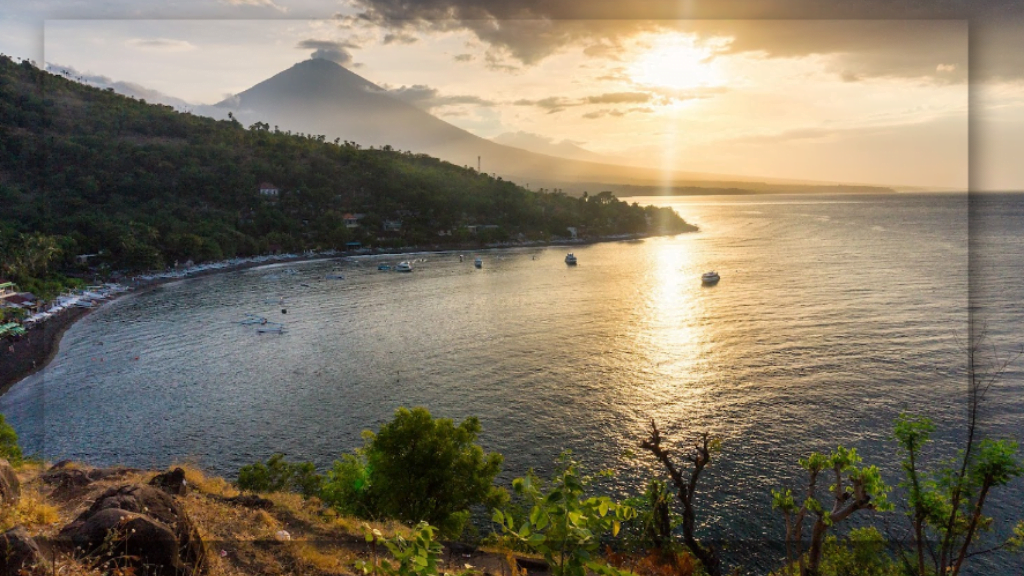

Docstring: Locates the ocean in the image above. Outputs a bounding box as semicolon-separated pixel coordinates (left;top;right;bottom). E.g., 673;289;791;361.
3;192;1021;572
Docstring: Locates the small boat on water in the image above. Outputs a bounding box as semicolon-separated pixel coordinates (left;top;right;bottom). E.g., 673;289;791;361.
378;263;392;271
702;271;721;285
395;261;413;272
257;322;286;334
239;314;267;325
325;271;345;279
565;253;578;265
474;258;482;268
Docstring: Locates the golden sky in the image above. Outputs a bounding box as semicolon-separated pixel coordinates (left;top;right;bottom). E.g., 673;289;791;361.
4;1;1019;191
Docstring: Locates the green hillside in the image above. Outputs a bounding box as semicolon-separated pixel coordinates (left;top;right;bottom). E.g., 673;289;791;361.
0;56;694;288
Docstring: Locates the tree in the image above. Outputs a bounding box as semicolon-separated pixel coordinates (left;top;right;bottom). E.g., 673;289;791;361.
771;446;892;576
321;407;506;538
639;420;722;576
891;335;1024;576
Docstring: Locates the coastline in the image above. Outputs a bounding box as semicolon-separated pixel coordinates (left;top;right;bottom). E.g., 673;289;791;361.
0;230;688;395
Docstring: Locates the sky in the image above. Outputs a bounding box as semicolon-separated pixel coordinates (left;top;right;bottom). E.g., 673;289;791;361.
3;1;1023;191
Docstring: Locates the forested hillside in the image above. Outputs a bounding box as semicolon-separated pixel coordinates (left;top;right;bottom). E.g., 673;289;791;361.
0;55;694;281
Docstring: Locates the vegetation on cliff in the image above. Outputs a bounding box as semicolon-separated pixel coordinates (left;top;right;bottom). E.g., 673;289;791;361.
0;55;694;292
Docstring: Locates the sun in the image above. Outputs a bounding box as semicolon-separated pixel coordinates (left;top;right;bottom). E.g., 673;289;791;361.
628;35;724;91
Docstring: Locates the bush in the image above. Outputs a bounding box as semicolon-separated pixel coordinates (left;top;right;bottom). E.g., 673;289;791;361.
493;452;636;576
0;414;22;465
321;407;506;538
236;453;322;498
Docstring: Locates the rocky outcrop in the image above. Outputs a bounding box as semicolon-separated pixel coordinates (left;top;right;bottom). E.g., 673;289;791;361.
0;459;19;505
58;484;205;576
149;467;188;496
0;527;44;575
224;493;273;510
41;461;139;493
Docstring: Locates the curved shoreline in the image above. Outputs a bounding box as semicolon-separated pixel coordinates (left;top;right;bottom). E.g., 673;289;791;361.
0;230;690;395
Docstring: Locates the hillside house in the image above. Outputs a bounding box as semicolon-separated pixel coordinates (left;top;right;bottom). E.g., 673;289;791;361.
343;213;364;229
258;182;280;199
382;219;402;232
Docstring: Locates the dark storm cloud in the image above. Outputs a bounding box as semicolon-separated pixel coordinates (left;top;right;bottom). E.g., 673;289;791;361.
383;84;496;110
296;38;359;65
350;0;1021;80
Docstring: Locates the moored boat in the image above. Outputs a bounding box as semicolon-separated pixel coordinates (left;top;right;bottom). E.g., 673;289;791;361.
474;258;482;268
395;261;413;272
565;253;578;265
702;271;721;284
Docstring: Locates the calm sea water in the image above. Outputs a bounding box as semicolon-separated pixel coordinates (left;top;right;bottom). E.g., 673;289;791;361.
3;192;1021;571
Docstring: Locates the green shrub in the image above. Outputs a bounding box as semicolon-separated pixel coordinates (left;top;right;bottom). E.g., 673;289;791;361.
493;452;636;576
357;522;443;576
321;407;506;538
236;453;322;497
0;414;22;465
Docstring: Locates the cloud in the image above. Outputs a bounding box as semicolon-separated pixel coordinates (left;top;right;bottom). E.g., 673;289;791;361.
582;106;653;119
513;89;711;113
45;63;196;110
348;0;1018;81
220;0;287;12
383;32;418;45
584;92;651;104
383;84;496;111
453;53;475;62
125;38;196;52
296;39;359;65
513;96;573;113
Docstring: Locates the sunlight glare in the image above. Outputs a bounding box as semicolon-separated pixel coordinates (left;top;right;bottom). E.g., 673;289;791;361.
628;35;724;91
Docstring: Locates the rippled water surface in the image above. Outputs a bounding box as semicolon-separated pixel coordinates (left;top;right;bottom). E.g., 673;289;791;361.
4;192;1022;571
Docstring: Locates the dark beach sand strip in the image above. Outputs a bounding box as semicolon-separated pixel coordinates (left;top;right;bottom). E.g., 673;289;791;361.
0;306;89;395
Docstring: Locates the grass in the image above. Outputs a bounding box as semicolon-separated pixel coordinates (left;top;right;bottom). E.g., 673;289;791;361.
2;461;507;576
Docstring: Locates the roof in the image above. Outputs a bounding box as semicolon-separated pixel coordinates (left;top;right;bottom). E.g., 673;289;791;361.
258;182;278;189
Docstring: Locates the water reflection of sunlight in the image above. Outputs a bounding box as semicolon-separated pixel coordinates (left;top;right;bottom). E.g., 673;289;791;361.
630;239;718;422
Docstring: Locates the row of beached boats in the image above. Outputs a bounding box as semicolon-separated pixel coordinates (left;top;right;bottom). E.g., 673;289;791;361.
22;283;131;327
132;251;335;283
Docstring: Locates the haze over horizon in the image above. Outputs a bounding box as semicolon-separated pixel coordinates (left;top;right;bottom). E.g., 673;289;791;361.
3;2;1020;191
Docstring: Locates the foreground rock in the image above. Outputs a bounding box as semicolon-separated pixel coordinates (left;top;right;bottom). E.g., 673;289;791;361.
58;484;205;575
41;461;139;494
149;467;189;496
0;459;19;505
0;527;44;575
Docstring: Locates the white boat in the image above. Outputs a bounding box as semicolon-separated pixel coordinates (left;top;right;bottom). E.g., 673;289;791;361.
702;271;721;284
565;253;578;265
395;261;413;272
239;314;267;325
474;258;482;268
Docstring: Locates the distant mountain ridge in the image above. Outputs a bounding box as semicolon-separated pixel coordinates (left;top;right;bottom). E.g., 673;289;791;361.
215;59;895;195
